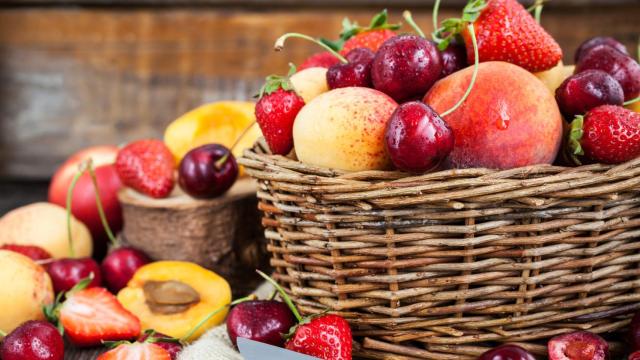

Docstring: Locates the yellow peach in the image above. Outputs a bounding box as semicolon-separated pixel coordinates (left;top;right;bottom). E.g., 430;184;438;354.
627;100;640;114
293;87;398;171
0;202;92;259
290;67;329;103
534;61;575;93
0;250;54;333
117;261;231;341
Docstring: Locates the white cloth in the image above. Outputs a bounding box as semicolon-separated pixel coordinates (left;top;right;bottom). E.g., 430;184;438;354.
178;282;275;360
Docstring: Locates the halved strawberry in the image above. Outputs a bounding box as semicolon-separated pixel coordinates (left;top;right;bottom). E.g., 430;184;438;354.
115;139;175;198
45;280;141;347
97;342;171;360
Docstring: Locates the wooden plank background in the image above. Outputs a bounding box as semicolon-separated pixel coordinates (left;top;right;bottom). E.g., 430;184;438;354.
0;2;639;181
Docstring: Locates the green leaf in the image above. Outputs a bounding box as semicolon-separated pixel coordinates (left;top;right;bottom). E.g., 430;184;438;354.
102;340;132;349
369;9;388;29
569;115;585;156
319;37;343;52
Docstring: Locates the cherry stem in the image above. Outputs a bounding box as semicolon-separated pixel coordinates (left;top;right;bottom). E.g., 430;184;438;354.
624;96;640;106
0;329;6;337
214;152;231;169
86;160;118;248
180;294;257;343
441;23;479;117
66;162;88;258
275;33;348;64
256;270;303;322
402;11;425;38
432;0;442;35
230;120;257;154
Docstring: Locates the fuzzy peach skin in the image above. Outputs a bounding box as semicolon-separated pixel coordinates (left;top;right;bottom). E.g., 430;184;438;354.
293;87;398;171
0;250;54;334
424;61;563;169
290;67;329;103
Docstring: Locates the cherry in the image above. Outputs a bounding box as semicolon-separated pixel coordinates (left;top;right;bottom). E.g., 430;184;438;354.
631;351;640;360
0;244;51;261
372;34;443;102
574;36;628;63
46;257;102;294
385;101;454;173
138;331;182;360
547;331;608;360
178;144;238;199
439;41;468;78
629;311;640;350
555;69;624;117
226;300;296;348
478;344;536;360
575;44;640;101
0;320;64;360
101;247;150;293
326;48;375;89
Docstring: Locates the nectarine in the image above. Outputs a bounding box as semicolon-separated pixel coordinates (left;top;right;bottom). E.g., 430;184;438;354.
293;87;398;171
424;62;563;169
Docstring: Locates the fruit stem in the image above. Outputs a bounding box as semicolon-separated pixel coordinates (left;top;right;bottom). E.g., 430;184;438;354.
275;33;348;64
402;11;425;38
66;162;88;258
180;294;257;343
230;120;257;154
624;96;640;106
440;23;479;117
214;151;231;170
0;329;6;337
256;270;303;322
432;0;441;38
86;160;118;248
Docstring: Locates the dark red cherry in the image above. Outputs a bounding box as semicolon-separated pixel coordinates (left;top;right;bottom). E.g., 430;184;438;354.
226;300;296;348
439;41;468;77
575;44;640;101
574;36;628;63
178;144;238;199
101;246;150;293
548;331;608;360
478;344;536;360
326;48;375;89
46;257;102;293
138;331;182;360
0;320;64;360
631;351;640;360
629;311;640;351
555;69;624;117
385;101;454;173
372;35;443;102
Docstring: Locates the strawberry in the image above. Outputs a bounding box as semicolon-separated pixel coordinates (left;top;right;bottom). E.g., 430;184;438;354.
255;66;305;155
97;342;171;360
436;0;562;72
341;29;396;54
44;279;141;347
335;10;399;54
285;314;352;360
115;139;175;198
0;244;51;261
257;271;353;360
569;105;640;164
299;51;340;71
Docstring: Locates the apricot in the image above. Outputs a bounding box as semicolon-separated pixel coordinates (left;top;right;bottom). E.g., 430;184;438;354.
534;61;575;93
290;67;329;103
0;203;92;259
293;87;398;171
424;61;563;169
117;261;231;340
0;250;54;333
627;100;640;114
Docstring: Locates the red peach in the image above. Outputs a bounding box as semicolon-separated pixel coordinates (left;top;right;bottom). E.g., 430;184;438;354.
424;61;563;169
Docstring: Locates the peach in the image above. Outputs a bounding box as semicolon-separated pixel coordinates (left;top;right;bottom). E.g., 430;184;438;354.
293;87;398;171
290;67;329;103
0;250;54;334
424;61;563;169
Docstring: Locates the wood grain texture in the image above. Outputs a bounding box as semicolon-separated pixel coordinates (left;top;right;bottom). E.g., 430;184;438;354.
0;4;639;179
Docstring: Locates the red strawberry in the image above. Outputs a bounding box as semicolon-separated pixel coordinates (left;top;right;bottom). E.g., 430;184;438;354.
0;244;51;261
97;342;171;360
341;29;396;54
115;139;175;198
569;105;640;164
45;283;141;347
437;0;562;72
299;52;340;71
631;351;640;360
255;67;305;155
285;314;352;360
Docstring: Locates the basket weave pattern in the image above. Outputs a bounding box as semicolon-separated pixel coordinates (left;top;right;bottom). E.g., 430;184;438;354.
239;140;640;359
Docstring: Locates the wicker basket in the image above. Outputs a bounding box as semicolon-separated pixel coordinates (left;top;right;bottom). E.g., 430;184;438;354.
239;139;640;359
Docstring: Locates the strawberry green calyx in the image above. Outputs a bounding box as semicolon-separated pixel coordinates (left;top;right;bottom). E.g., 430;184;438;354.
322;9;401;51
257;63;298;99
569;115;585;164
433;0;486;51
43;274;95;335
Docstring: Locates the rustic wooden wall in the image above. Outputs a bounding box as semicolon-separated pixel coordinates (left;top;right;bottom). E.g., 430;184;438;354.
0;1;639;180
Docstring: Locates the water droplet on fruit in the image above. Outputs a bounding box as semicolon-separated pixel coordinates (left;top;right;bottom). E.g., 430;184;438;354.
496;118;510;130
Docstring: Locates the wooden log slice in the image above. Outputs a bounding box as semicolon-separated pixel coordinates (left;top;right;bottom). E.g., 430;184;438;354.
118;178;268;295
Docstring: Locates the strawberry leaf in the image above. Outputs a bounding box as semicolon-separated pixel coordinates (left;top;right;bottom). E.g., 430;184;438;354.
569;115;585;165
256;63;297;99
433;0;486;50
